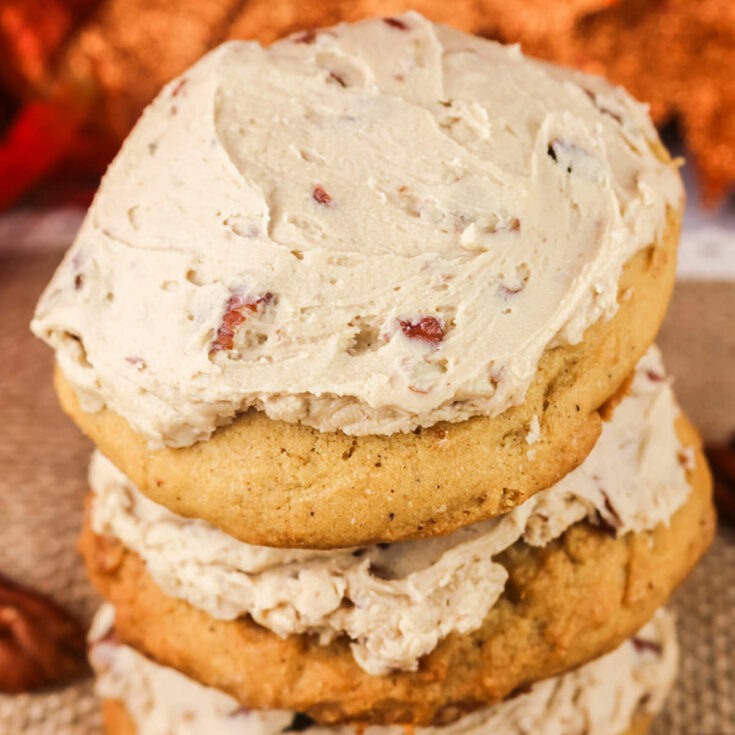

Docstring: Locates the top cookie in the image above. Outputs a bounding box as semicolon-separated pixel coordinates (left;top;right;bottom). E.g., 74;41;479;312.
32;12;682;449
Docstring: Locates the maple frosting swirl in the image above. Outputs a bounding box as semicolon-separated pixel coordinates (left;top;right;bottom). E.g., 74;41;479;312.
32;12;682;446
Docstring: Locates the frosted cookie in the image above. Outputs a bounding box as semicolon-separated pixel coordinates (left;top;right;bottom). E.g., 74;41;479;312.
79;376;714;724
84;348;698;676
91;604;676;735
35;13;683;547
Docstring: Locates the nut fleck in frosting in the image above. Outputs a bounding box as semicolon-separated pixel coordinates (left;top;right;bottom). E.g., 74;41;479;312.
32;13;682;447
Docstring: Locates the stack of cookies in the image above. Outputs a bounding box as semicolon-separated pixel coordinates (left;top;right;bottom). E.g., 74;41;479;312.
31;13;715;735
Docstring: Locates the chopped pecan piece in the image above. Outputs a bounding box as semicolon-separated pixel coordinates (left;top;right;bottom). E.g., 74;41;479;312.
601;489;623;531
312;185;332;206
171;78;187;97
293;30;317;44
211;292;273;352
398;316;444;346
593;510;618;539
645;369;666;382
498;284;523;298
383;17;409;31
631;637;663;655
229;706;253;718
0;575;88;693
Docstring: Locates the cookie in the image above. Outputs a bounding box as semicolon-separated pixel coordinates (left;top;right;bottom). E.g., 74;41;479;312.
36;14;683;548
57;207;679;549
79;414;713;726
93;607;675;735
85;347;695;677
34;15;682;446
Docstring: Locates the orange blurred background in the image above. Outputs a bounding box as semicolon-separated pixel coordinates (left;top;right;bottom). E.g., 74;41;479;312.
1;0;734;213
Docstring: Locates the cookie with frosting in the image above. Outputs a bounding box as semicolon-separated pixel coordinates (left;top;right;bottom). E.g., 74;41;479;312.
34;13;683;547
79;351;714;724
90;604;676;735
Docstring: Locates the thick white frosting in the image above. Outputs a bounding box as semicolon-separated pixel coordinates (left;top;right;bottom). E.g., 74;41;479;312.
89;605;678;735
32;12;682;447
90;348;691;675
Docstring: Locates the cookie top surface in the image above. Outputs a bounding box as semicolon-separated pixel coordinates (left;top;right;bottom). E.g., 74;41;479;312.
32;12;682;447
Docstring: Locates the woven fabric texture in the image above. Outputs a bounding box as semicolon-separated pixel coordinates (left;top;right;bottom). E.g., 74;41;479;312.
1;251;733;735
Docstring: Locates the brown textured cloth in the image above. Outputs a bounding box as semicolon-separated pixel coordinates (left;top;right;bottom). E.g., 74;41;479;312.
0;249;733;734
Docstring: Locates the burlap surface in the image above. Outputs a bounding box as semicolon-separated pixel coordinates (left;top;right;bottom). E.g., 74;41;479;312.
0;249;733;735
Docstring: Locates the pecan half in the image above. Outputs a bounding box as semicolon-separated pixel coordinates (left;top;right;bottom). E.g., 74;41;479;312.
0;575;88;693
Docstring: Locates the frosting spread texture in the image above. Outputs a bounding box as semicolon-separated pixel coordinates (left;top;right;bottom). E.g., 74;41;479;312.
90;348;692;675
32;12;682;446
89;604;678;735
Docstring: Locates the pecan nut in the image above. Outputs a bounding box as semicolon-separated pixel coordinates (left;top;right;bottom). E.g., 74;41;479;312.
0;575;89;693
